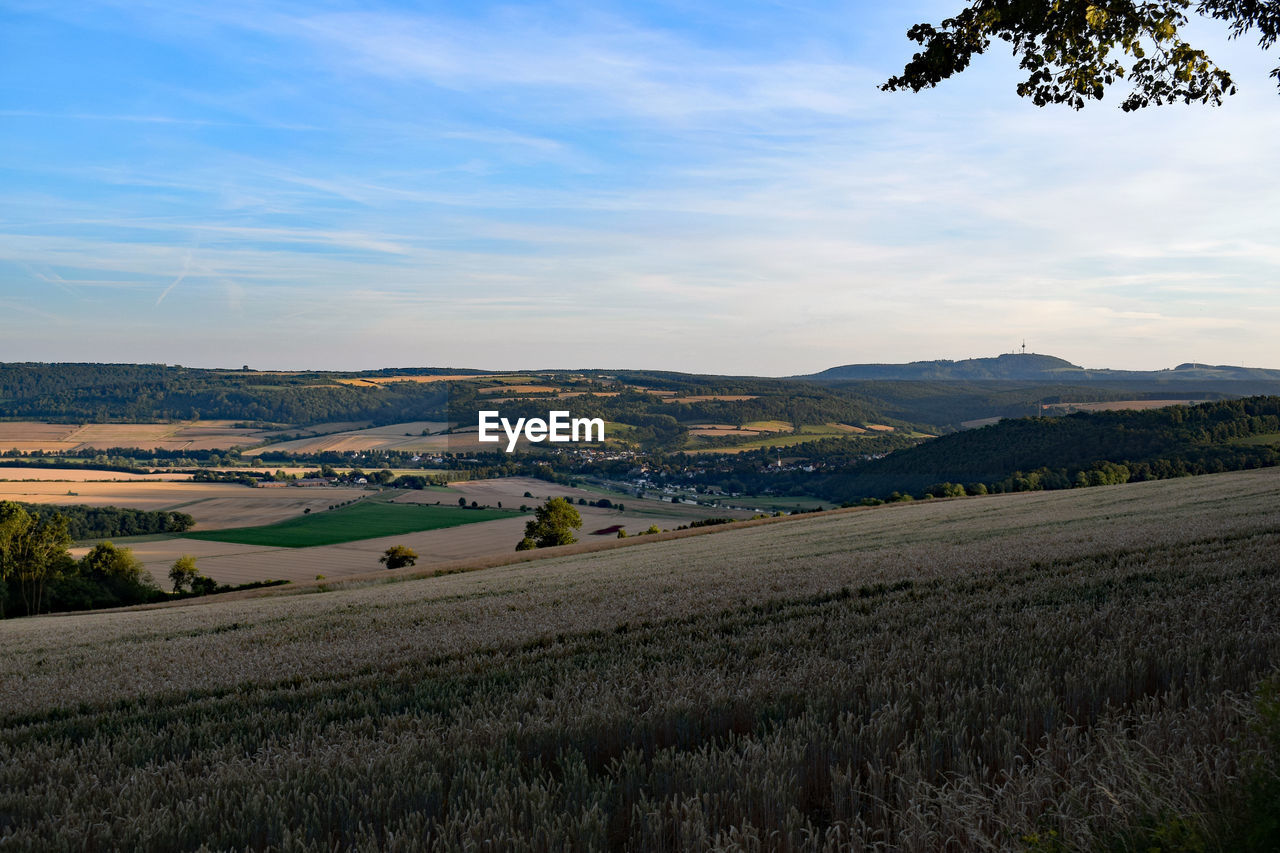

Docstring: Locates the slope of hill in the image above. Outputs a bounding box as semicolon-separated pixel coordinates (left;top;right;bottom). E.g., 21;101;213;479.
2;470;1278;849
809;352;1082;380
807;352;1280;383
814;396;1280;501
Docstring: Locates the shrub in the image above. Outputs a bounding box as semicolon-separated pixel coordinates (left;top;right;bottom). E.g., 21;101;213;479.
379;545;418;570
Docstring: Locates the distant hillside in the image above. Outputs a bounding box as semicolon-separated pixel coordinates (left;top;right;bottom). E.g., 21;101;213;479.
813;396;1280;501
807;353;1280;383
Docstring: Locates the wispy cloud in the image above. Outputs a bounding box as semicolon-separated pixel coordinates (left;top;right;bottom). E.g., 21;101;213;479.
1;1;1278;371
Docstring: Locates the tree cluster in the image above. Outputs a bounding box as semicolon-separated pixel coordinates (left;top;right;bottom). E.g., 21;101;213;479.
0;503;161;617
19;503;194;540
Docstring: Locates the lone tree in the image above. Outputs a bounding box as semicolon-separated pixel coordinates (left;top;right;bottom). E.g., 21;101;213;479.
884;1;1280;109
168;554;200;593
515;497;582;551
380;545;418;569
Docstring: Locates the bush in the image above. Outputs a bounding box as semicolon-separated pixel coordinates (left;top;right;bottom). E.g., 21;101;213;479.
379;545;418;570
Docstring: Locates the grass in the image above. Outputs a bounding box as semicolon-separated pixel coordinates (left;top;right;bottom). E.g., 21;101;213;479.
1232;431;1280;446
721;493;830;512
184;500;516;547
2;469;1278;849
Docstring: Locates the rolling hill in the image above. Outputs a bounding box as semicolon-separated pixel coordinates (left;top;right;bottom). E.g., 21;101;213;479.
806;352;1280;384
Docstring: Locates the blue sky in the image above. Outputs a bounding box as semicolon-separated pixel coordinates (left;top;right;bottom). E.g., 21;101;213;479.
2;0;1278;374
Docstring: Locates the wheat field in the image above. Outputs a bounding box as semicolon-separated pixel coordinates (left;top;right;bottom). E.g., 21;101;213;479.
1;469;1278;850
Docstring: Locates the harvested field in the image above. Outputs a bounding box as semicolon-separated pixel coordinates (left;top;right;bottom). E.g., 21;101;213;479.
245;421;449;455
279;421;371;435
0;422;78;450
0;466;189;482
2;468;1278;849
0;479;368;530
0;420;272;452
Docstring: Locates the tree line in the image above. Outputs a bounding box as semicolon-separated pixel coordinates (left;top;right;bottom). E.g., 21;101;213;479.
0;502;159;617
18;504;195;540
0;501;282;618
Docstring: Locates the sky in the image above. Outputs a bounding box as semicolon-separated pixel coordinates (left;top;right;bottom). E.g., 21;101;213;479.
2;0;1278;375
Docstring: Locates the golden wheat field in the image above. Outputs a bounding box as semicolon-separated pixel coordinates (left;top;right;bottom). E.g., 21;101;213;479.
1;469;1278;850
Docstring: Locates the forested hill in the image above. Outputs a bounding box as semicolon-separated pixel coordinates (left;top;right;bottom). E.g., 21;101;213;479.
815;397;1280;502
807;353;1280;383
809;353;1081;380
0;364;901;441
0;363;450;424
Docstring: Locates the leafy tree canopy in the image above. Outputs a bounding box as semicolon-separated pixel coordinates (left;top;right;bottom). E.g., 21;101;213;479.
169;555;199;593
517;498;582;551
884;0;1280;109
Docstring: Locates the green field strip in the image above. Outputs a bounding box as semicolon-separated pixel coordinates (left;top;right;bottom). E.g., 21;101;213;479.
185;501;518;548
1231;432;1280;446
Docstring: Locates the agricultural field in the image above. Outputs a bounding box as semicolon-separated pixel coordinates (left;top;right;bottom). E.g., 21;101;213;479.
0;465;190;482
682;422;888;454
66;477;738;585
184;501;516;548
335;374;492;386
477;384;562;395
0;478;369;530
1;468;1277;849
0;420;274;453
683;422;875;452
1041;398;1211;414
242;421;450;455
